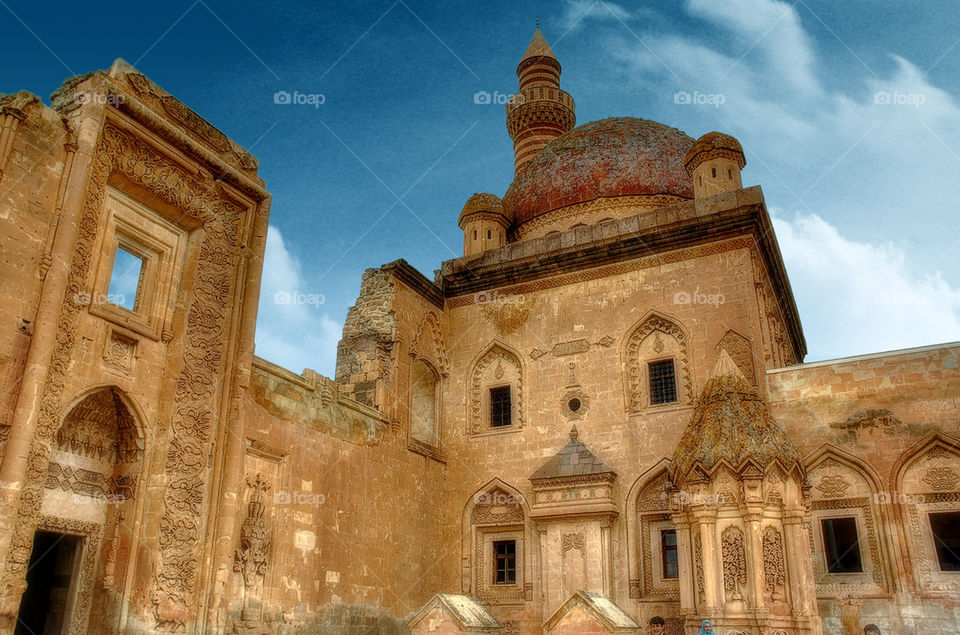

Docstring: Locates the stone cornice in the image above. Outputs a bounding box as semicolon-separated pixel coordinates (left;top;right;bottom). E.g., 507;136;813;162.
381;259;444;309
441;187;807;360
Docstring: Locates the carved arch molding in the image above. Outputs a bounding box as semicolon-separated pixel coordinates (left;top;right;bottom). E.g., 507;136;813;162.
0;120;252;631
625;313;692;412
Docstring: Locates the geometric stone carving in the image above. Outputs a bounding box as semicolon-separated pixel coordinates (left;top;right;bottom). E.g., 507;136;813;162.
625;312;692;412
815;474;851;499
922;466;960;491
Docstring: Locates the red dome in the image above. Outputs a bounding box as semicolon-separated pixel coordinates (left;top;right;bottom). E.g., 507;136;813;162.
503;118;695;226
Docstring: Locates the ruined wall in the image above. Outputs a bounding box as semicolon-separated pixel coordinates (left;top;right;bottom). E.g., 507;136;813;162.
0;93;69;436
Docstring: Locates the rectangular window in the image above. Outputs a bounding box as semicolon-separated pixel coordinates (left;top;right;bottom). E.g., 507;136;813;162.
649;359;678;404
489;386;512;428
493;540;516;585
929;511;960;571
661;529;678;579
821;517;863;573
107;246;144;311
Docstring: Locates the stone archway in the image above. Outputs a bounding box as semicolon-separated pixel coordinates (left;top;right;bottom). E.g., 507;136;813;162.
26;386;145;633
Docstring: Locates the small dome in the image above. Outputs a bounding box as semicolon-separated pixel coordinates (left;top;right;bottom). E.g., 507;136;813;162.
683;131;745;173
459;192;507;227
502;118;695;228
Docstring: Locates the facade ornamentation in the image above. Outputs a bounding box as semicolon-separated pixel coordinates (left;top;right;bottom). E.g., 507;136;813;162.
815;474;851;499
625;312;692;412
561;533;585;555
922;466;960;491
233;473;272;626
762;526;786;600
469;344;524;433
721;527;747;600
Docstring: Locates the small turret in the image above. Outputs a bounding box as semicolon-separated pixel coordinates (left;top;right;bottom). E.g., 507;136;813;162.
683;131;746;198
506;27;576;176
459;193;509;257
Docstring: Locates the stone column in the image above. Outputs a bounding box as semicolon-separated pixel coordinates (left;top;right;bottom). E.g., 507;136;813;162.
0;106;101;617
675;518;695;613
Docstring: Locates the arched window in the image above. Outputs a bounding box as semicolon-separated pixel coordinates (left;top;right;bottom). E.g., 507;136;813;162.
711;167;717;178
462;480;528;602
624;312;692;413
469;343;524;434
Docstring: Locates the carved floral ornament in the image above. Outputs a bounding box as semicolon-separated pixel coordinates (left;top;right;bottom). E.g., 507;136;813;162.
0;118;254;630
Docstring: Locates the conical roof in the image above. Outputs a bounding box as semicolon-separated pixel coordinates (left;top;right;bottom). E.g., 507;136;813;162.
671;351;801;480
521;27;557;62
531;425;615;480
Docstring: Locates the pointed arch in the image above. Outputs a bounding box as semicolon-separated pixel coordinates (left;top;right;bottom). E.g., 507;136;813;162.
803;444;891;594
410;312;448;376
461;478;530;601
890;431;960;596
892;431;960;492
468;340;524;434
625;460;677;599
623;310;692;413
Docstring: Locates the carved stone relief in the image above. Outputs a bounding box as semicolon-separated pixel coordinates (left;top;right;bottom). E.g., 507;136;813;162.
721;527;747;600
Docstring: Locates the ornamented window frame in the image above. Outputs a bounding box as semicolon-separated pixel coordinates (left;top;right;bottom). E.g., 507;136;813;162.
624;311;692;414
893;434;960;598
89;188;186;340
468;342;524;435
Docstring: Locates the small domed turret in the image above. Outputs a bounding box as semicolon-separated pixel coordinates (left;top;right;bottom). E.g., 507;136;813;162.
459;193;510;257
683;131;746;198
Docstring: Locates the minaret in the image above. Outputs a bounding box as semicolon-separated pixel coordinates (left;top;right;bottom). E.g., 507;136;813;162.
506;26;576;176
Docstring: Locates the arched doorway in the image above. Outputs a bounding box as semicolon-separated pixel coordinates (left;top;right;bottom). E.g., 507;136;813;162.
16;387;144;634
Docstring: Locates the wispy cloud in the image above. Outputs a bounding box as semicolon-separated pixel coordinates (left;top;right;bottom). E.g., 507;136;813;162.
254;226;343;376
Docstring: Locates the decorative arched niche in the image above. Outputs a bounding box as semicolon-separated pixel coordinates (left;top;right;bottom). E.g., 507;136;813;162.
805;446;890;596
410;359;440;448
469;342;524;434
893;433;960;597
624;311;692;413
626;462;680;601
43;386;146;633
461;479;530;603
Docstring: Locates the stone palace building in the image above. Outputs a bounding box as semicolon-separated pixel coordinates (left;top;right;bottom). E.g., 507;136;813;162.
0;26;957;634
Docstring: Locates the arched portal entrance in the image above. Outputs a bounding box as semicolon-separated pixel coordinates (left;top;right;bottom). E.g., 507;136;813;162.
15;387;144;634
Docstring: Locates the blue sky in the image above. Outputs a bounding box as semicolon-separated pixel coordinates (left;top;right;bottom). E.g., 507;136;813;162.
3;0;959;376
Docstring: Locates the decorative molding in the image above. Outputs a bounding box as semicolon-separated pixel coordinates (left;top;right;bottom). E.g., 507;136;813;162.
922;467;960;491
815;474;851;499
625;312;692;412
469;344;524;434
561;533;585;555
37;516;103;635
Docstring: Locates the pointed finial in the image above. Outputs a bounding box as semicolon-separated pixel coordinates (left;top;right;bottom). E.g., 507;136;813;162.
570;424;578;441
536;15;540;29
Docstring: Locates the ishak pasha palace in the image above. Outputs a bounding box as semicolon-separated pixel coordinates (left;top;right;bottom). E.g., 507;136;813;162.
0;24;958;635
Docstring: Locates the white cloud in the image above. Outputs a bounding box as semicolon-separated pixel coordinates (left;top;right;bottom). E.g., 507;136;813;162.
772;211;960;360
254;226;343;376
558;0;634;33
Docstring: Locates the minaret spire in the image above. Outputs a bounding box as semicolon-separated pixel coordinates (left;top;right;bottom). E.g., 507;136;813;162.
506;25;576;176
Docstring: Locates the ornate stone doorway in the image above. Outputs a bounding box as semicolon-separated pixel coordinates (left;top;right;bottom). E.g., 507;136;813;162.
15;531;82;634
